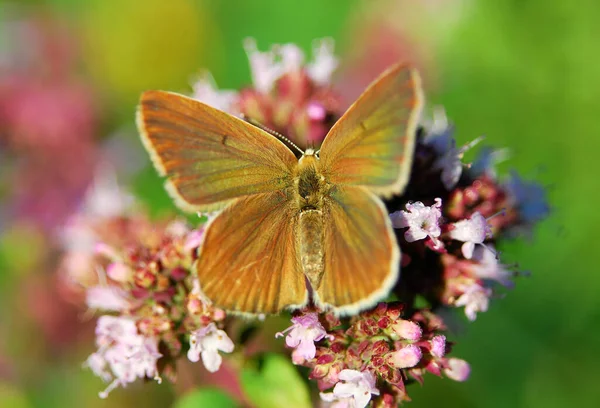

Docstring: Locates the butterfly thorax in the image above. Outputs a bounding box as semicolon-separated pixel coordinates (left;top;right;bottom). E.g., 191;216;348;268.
295;153;328;209
295;153;328;290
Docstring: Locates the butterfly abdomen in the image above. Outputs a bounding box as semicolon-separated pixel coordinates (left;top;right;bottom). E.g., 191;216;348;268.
294;153;328;290
298;209;325;290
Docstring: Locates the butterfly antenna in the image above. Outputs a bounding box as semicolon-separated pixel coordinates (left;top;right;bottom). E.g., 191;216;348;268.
243;115;305;155
313;140;321;156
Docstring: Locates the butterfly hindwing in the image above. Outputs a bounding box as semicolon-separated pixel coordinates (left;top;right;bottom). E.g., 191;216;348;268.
313;185;400;314
196;190;307;314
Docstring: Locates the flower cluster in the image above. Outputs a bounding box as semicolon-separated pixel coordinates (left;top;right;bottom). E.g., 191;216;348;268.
60;169;232;398
278;305;469;407
63;39;549;406
384;108;548;324
192;38;341;149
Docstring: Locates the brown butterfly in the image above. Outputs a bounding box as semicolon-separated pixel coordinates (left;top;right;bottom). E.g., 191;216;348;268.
137;63;423;316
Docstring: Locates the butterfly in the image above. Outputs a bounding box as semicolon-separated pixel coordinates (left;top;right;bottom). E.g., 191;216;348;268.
137;63;423;316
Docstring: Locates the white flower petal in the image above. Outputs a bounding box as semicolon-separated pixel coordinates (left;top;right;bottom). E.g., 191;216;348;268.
188;324;234;373
461;241;475;259
307;38;338;84
201;349;223;373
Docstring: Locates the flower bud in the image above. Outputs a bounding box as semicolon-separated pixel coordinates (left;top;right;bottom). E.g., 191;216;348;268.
387;344;423;369
134;268;156;288
430;335;447;358
392;320;422;341
106;262;132;283
444;358;471;382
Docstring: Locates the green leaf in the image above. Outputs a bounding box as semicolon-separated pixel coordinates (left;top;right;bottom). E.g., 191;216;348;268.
241;354;311;408
173;388;239;408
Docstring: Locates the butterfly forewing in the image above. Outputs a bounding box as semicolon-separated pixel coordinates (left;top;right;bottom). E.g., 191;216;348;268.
314;185;399;314
318;64;423;197
196;190;307;314
137;91;298;212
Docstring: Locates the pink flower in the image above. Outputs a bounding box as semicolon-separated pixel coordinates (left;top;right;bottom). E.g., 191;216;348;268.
430;335;446;358
278;43;305;73
276;312;331;360
85;352;112;382
94;242;121;262
320;370;380;408
183;229;204;252
95;316;139;346
391;319;422;341
471;245;514;288
86;286;130;311
106;262;132;283
164;219;191;237
190;73;237;113
59;165;134;287
454;283;491;321
60;251;96;287
244;38;288;93
82;164;134;219
449;212;492;259
60;215;97;254
96;339;162;398
444;358;471;382
307;38;338;85
307;101;327;121
85;316;161;398
387;344;423;369
433;135;483;190
391;198;443;249
320;397;352;408
243;38;338;94
188;323;234;373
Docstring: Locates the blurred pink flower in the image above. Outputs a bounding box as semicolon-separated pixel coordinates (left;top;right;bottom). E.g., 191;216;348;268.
86;286;131;312
0;78;96;150
471;245;515;288
190;38;342;149
454;283;492;321
86;316;162;398
0;14;101;231
444;358;471;382
191;72;237;113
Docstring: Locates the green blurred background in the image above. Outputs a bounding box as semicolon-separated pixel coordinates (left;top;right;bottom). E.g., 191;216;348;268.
1;0;598;407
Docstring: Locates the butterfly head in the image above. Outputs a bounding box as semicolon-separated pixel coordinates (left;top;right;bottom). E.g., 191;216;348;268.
304;147;318;157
